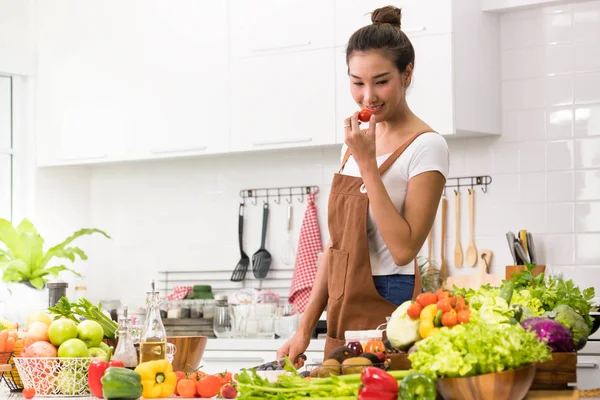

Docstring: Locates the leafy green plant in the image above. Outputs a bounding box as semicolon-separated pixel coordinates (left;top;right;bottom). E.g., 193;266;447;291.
417;256;441;293
0;218;110;290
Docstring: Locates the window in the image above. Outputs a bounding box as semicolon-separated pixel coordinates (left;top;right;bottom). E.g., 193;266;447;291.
0;76;12;221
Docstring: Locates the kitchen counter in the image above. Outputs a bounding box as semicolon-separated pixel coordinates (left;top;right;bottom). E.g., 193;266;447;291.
205;338;326;352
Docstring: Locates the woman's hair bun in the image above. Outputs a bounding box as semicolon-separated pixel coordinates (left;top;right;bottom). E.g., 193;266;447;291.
371;6;402;28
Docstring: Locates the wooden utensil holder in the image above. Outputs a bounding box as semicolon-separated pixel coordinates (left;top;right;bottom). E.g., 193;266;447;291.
505;265;546;280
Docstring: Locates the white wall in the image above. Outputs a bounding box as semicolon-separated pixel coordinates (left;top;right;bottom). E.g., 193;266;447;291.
19;0;600;309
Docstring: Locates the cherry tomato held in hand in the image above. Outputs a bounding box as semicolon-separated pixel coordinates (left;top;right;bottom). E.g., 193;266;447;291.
358;108;373;122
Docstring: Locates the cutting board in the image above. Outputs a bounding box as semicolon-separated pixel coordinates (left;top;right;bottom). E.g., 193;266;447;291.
444;250;504;290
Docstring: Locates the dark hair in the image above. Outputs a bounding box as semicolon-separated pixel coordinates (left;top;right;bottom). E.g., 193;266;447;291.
346;6;415;75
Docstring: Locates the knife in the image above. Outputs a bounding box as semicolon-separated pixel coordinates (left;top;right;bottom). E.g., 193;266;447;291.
514;240;530;265
526;232;537;265
251;353;307;370
519;230;528;255
506;232;518;264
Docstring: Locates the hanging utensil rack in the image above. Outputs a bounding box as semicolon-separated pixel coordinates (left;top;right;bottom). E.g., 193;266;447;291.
444;175;492;193
240;185;319;205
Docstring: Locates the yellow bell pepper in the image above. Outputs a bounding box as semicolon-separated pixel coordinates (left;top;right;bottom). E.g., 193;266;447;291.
419;304;439;339
134;359;177;398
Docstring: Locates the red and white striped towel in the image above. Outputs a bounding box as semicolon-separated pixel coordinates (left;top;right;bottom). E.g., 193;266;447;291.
289;193;322;314
167;286;192;300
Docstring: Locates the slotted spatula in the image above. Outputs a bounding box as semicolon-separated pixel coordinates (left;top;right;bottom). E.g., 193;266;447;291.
231;203;250;282
252;202;272;279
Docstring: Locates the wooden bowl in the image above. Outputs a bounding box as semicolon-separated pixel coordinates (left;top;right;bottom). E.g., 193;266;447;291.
437;364;536;400
104;335;208;373
167;336;208;373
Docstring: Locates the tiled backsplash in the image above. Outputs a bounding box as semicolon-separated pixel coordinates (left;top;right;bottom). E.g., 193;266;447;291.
24;1;600;308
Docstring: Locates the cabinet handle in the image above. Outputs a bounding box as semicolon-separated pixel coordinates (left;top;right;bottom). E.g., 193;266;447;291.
577;362;598;369
252;41;312;53
57;154;108;161
151;146;207;154
0;148;14;155
203;357;265;363
403;26;427;34
252;137;313;146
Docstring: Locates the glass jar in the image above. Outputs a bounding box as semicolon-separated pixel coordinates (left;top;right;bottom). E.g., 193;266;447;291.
139;282;167;363
112;306;138;368
363;330;385;354
213;298;232;338
167;300;182;319
345;330;363;356
189;300;201;319
203;300;216;319
180;300;192;319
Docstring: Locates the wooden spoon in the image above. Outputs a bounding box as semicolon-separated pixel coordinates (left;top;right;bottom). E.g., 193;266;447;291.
454;190;463;268
466;189;478;267
439;195;448;284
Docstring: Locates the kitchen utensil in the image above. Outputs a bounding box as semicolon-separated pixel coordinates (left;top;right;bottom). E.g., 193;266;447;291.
252;202;272;279
519;229;528;254
251;353;307;370
280;204;295;265
231;203;250;282
440;195;448;283
454;190;463;268
514;240;529;264
466;189;477;267
166;336;207;373
505;265;546;280
437;364;536;400
506;232;518;264
445;249;502;290
526;231;537;264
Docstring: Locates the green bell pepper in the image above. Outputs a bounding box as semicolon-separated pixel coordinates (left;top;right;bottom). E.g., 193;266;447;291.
101;367;143;399
400;372;436;400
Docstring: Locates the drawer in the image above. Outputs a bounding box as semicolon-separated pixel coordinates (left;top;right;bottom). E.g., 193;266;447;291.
200;350;325;374
576;355;600;390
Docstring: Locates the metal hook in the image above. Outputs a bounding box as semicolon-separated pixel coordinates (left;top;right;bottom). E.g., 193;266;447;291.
264;191;269;205
249;190;257;206
482;183;488;193
274;188;281;204
286;188;293;204
298;191;305;203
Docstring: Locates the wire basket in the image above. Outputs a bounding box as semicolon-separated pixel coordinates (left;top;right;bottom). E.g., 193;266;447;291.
14;357;94;397
1;338;25;391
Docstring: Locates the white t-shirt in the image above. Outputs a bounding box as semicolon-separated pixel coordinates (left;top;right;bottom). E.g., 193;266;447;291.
340;132;450;276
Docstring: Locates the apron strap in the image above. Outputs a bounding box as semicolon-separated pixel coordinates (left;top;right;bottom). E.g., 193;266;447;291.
378;129;436;176
339;148;352;173
412;259;423;300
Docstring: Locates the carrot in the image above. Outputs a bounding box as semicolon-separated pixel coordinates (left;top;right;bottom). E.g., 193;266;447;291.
6;337;15;352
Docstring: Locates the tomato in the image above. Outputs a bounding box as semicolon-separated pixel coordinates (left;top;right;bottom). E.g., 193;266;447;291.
196;375;222;398
455;295;467;311
441;310;458;327
188;370;207;381
177;379;197;398
174;371;186;395
23;388;36;399
436;297;456;313
406;302;423;319
358;108;373;122
457;309;471;324
218;371;233;385
415;293;438;308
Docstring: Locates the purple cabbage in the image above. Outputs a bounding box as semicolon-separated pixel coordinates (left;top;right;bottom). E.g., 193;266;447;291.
521;317;574;352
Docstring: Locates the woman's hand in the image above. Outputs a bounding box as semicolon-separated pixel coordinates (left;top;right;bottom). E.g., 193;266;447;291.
344;112;377;172
276;333;310;368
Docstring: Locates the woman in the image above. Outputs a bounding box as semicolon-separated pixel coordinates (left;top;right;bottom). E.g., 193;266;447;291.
278;5;449;363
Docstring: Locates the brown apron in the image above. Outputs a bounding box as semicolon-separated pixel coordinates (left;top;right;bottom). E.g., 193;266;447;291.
324;130;434;359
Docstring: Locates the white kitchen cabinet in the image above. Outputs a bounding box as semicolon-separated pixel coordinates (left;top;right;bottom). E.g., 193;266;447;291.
334;0;502;138
229;0;335;58
35;0;229;166
0;0;35;76
576;355;600;390
230;49;336;152
482;0;573;12
201;350;325;375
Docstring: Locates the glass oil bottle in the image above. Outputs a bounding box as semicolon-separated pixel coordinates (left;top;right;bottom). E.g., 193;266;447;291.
139;280;167;363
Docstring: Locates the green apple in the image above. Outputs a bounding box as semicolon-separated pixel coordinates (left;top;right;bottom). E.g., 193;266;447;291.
58;338;90;358
57;368;87;395
48;319;78;347
88;347;108;359
77;320;104;347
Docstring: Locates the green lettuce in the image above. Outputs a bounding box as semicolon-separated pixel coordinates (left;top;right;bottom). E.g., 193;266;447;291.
409;322;552;379
0;218;110;290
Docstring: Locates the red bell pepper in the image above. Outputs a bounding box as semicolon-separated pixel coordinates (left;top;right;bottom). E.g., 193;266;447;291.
358;386;397;400
360;367;399;393
88;348;124;398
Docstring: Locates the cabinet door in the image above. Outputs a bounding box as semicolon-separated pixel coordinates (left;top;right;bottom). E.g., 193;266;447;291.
229;0;334;58
406;34;454;135
334;0;452;47
335;46;356;144
577;355;600;390
201;350;273;375
36;1;229;166
230;49;336;152
0;0;35;76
